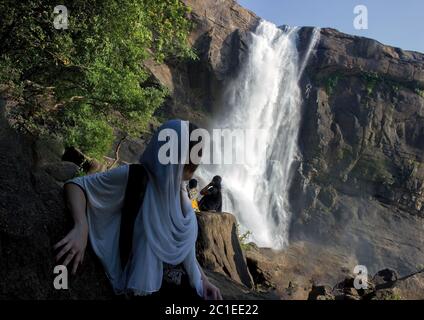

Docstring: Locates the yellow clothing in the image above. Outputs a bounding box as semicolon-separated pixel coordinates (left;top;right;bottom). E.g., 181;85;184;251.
188;188;200;212
191;199;199;212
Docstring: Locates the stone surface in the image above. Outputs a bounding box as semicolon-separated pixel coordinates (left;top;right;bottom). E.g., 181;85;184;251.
308;269;424;300
205;270;277;300
308;285;334;300
0;98;114;299
42;161;80;183
196;212;254;289
392;272;424;300
244;241;357;300
373;268;399;288
145;0;259;126
289;26;424;277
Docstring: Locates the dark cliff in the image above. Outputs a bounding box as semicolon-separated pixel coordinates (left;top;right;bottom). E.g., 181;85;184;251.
290;27;424;275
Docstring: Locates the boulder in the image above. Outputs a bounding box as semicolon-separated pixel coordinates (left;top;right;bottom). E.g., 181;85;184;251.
144;0;259;124
373;268;399;288
308;285;335;300
244;245;276;290
33;136;65;168
62;146;107;174
42;161;80;183
0;98;114;299
196;212;254;289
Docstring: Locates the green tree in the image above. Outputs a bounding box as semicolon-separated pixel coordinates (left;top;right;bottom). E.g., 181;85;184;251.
0;0;195;160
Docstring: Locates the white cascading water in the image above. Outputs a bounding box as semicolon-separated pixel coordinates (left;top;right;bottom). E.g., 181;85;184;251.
197;20;320;249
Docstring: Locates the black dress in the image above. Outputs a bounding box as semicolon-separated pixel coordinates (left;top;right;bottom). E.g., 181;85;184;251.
199;186;222;212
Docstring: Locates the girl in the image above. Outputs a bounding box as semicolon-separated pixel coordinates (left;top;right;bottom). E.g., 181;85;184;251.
187;179;200;212
54;119;222;300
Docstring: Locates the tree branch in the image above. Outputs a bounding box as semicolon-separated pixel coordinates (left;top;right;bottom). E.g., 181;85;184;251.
109;135;127;169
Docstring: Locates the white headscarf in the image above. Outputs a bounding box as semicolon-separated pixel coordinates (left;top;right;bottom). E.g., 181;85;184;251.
67;119;203;296
120;119;203;296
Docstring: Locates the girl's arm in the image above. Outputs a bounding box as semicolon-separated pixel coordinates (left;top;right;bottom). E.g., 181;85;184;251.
54;164;129;274
53;183;89;274
200;183;213;195
198;261;223;300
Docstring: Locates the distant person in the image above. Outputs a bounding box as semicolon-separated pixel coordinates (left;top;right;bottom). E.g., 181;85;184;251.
187;179;200;212
199;176;222;212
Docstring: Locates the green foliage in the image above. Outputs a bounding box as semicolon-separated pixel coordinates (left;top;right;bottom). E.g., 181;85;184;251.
353;157;394;185
325;74;340;96
0;55;23;95
237;224;253;251
382;292;402;300
63;103;114;160
75;167;87;177
391;293;402;300
362;72;380;96
0;0;195;158
415;88;424;98
336;147;353;162
391;84;400;94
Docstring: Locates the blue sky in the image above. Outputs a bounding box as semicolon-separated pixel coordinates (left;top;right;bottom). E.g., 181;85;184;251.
238;0;424;53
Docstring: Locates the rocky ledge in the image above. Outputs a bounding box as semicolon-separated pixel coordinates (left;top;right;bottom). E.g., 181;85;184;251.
308;268;424;300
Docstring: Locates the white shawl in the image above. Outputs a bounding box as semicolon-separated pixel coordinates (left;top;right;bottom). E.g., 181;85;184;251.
66;120;203;297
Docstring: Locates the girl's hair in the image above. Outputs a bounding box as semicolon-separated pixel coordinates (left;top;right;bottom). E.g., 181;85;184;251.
212;175;222;188
188;178;198;189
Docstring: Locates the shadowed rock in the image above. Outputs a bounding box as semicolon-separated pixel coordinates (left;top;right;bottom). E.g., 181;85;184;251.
196;211;254;289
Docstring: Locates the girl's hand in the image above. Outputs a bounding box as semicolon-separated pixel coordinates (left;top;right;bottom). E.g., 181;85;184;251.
53;224;88;275
202;277;223;300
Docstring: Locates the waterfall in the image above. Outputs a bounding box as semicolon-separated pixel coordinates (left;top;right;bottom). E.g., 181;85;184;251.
197;20;320;249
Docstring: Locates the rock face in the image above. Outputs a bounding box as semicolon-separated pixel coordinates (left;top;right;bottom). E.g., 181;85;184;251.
0;97;114;299
182;0;258;80
289;27;424;276
244;241;358;300
196;212;253;288
308;269;424;300
145;0;259;126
